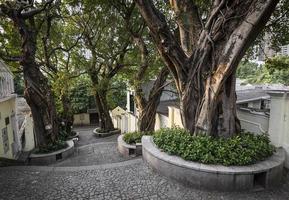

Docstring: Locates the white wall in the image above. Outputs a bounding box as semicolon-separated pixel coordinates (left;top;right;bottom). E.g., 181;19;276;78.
155;113;169;130
168;106;183;128
127;113;138;132
73;113;90;126
23;114;35;152
0;95;18;159
268;91;289;168
114;111;138;133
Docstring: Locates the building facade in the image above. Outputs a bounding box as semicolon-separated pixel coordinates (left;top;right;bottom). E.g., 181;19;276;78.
0;60;21;159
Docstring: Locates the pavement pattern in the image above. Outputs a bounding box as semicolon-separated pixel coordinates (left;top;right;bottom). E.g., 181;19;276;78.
0;126;288;200
52;142;135;167
73;126;119;147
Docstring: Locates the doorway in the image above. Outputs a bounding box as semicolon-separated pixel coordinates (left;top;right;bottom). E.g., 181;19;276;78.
89;113;99;125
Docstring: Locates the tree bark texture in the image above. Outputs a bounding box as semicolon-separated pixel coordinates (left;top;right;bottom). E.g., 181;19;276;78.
61;95;73;134
136;67;169;132
1;3;59;146
90;71;114;131
94;90;114;131
116;4;170;132
135;0;279;137
129;27;169;132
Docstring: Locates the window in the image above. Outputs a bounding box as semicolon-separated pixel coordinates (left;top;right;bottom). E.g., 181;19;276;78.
129;94;135;113
5;117;9;125
261;100;265;110
2;127;9;154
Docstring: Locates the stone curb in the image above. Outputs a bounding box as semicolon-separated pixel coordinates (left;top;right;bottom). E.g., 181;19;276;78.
117;134;142;157
142;136;285;191
1;158;142;172
93;128;121;137
29;140;74;165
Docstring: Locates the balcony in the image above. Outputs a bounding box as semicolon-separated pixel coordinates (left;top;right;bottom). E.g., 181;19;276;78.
0;60;14;99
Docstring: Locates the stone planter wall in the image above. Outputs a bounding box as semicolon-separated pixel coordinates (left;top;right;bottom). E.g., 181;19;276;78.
117;134;142;157
142;136;285;191
67;132;79;140
29;140;74;165
93;128;121;137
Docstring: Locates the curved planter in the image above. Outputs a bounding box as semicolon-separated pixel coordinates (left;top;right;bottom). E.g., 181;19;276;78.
117;134;142;157
67;132;79;140
29;140;74;165
142;136;285;191
93;128;121;137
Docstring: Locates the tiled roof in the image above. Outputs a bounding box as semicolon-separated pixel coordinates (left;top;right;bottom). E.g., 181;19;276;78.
236;88;270;103
157;89;271;114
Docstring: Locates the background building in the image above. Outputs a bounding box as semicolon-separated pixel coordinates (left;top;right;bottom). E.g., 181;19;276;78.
0;60;21;159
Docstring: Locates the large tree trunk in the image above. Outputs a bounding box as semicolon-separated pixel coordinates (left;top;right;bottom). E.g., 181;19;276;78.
61;94;73;134
137;67;169;132
169;0;201;56
90;71;114;131
135;0;279;137
23;63;59;146
128;25;170;132
194;73;240;137
194;0;277;136
95;90;114;131
19;17;58;146
0;1;59;146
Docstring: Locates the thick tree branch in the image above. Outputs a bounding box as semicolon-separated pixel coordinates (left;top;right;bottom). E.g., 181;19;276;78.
21;0;54;19
134;0;188;84
169;0;202;55
0;51;22;62
195;0;280;134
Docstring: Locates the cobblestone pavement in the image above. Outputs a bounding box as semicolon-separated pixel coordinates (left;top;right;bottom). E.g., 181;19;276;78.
0;160;289;200
73;126;119;147
52;142;135;167
0;126;288;200
50;126;134;167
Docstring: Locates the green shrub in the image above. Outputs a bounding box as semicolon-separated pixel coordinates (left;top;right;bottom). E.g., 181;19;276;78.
153;127;275;166
123;131;153;144
35;140;68;154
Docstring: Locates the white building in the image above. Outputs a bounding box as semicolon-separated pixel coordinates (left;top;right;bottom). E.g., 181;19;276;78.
0;60;35;161
0;60;21;159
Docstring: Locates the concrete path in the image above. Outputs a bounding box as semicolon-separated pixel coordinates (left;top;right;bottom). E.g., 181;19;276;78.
0;126;288;200
73;126;119;146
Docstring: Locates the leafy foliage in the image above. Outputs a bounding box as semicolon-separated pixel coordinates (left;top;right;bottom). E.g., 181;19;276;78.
237;61;262;82
35;140;68;154
13;73;24;95
265;0;289;50
106;79;127;109
153;128;275;166
123;131;153;145
237;57;289;85
69;77;94;114
264;56;289;85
